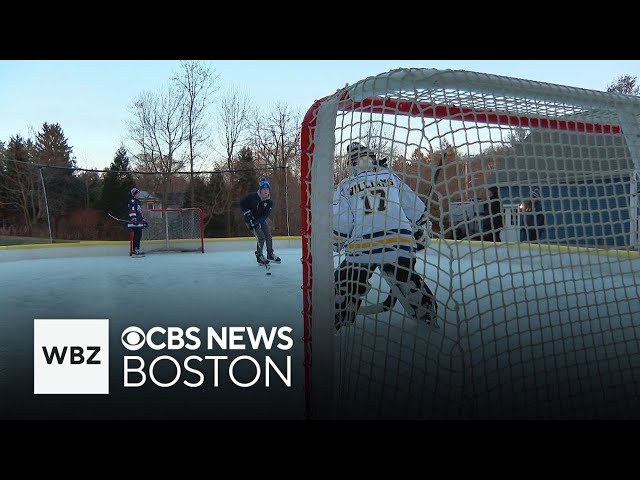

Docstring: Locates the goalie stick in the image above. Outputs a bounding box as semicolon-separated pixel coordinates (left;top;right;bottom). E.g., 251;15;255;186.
358;268;438;328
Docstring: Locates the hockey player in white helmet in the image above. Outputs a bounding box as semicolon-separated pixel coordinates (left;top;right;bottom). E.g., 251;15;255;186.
332;142;437;330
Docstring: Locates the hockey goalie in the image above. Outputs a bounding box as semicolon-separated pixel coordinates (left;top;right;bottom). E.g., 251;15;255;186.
332;142;438;331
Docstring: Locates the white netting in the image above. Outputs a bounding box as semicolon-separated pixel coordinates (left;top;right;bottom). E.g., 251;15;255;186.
302;68;640;419
137;208;204;254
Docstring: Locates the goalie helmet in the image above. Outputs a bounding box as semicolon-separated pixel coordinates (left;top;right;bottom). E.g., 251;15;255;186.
347;142;378;176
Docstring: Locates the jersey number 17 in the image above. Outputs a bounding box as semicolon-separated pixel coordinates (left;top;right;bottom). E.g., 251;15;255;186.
362;189;387;214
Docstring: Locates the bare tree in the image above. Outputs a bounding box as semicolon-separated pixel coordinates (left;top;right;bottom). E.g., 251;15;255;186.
249;102;302;235
217;87;252;170
0;136;42;235
172;60;219;205
127;86;188;207
607;74;640;95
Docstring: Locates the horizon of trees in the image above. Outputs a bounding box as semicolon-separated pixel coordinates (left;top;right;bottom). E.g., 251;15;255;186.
2;70;638;241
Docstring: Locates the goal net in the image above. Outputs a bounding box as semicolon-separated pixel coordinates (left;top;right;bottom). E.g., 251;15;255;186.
301;68;640;419
131;208;205;254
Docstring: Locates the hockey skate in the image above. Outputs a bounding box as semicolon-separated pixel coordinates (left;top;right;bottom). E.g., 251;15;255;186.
395;282;438;326
267;252;281;264
334;288;367;331
334;300;358;332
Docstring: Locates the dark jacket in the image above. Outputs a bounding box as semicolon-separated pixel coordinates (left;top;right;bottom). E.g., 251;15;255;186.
240;192;273;225
483;194;503;232
127;197;144;228
521;198;545;241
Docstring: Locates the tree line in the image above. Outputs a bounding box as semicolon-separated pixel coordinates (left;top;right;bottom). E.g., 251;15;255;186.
0;61;302;241
0;68;635;241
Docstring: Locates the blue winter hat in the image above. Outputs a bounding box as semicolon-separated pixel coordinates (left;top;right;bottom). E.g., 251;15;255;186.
259;177;271;191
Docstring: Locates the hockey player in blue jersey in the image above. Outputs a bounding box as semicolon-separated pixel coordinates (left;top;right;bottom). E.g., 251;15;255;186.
127;187;148;256
240;177;281;265
332;143;437;330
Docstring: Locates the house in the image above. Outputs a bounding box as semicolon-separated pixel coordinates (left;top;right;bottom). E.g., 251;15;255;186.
486;130;639;248
138;191;162;211
138;191;186;211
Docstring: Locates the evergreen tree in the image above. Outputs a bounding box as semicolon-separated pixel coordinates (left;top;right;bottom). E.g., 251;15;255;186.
33;123;79;236
34;122;75;169
206;172;229;237
100;146;135;217
234;146;258;196
232;147;259;236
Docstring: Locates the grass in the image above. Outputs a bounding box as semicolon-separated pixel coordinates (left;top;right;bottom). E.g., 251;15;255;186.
0;235;77;246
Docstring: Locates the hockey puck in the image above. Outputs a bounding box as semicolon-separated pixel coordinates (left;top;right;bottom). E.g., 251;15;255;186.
266;272;271;276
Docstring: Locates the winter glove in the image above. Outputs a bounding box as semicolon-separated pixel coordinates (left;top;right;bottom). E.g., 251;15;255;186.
132;217;138;226
243;211;255;230
253;220;262;231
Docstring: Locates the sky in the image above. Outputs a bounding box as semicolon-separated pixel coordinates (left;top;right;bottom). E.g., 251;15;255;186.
2;60;640;170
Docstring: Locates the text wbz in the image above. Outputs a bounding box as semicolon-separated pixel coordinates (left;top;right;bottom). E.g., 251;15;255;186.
42;346;101;365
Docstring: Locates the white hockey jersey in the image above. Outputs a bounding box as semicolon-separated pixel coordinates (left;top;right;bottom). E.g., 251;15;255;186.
332;168;428;264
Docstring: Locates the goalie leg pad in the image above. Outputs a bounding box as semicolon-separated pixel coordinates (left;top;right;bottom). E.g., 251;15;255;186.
334;261;374;330
381;260;438;325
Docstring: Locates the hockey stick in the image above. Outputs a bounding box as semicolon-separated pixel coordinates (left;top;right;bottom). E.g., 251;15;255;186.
108;213;129;223
110;213;148;228
359;269;439;328
251;227;271;275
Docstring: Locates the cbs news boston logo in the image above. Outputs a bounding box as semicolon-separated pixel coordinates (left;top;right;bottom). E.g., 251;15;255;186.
33;319;109;394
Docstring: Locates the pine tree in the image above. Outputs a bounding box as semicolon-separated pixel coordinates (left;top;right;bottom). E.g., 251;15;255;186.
100;146;135;217
206;171;229;236
234;146;258;196
33;123;80;236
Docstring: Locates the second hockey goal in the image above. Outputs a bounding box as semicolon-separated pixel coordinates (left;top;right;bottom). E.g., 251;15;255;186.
131;208;205;254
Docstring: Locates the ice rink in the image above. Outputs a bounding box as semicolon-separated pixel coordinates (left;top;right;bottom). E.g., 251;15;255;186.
1;238;639;419
0;239;305;419
328;242;640;419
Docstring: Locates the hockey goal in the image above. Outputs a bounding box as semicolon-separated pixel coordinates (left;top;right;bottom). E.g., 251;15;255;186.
301;68;640;419
130;208;205;254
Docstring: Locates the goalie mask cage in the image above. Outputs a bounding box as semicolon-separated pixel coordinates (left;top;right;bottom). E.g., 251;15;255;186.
301;68;640;419
130;207;205;254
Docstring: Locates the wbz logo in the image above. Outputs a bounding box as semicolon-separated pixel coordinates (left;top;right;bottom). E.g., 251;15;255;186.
34;319;109;394
42;346;102;365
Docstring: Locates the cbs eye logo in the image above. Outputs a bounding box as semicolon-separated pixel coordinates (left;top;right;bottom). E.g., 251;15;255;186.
120;326;202;351
121;327;145;351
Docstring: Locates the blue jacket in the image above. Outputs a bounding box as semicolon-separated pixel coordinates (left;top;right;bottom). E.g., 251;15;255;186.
240;192;272;225
127;197;145;228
